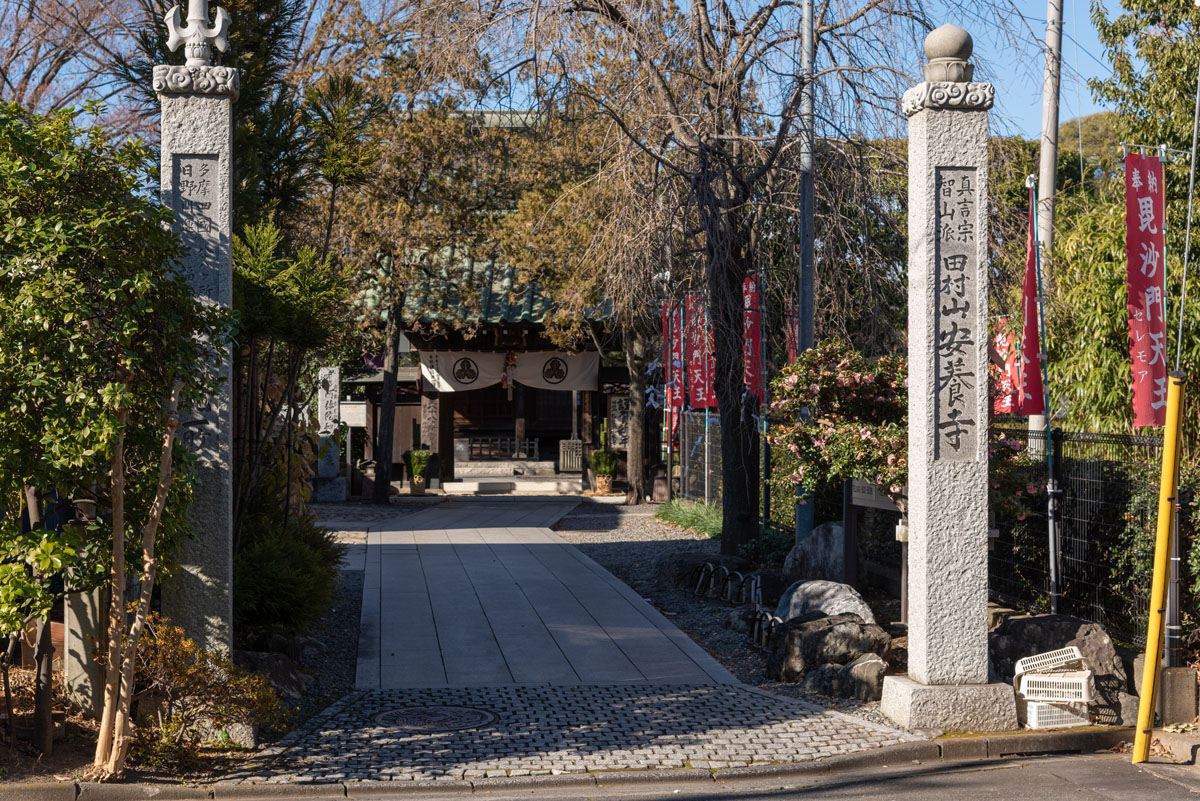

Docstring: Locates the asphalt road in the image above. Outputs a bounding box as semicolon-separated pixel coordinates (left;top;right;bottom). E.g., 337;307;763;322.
201;753;1200;800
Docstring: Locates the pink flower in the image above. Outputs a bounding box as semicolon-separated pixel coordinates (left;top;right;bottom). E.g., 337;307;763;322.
1026;483;1039;495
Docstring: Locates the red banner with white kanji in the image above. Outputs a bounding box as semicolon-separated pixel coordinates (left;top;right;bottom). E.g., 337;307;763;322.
743;277;763;400
1019;185;1046;416
1125;153;1168;427
686;292;717;408
992;321;1020;415
664;302;684;436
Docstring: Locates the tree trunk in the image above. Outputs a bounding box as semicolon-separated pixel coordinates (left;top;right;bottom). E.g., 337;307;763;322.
707;212;760;556
624;327;652;504
24;485;54;755
322;182;338;264
94;407;127;768
372;312;401;504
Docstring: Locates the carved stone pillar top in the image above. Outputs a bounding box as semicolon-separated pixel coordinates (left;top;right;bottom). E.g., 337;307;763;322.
902;25;992;117
152;65;240;100
165;0;232;68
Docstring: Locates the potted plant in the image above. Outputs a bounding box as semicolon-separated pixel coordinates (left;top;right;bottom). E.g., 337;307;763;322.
404;449;432;495
591;419;618;494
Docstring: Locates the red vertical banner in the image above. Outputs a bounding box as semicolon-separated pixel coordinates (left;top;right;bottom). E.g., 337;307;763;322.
1018;185;1046;416
686;292;717;408
667;302;684;435
743;277;763;399
1125;153;1168;428
992;320;1020;415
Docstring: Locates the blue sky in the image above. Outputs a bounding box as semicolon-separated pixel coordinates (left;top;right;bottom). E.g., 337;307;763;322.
968;0;1113;139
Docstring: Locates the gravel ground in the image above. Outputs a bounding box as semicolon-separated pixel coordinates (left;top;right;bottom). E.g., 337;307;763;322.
554;503;897;728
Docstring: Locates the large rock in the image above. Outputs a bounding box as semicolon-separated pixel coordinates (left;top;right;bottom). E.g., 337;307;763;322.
783;522;844;582
800;653;888;701
775;580;876;625
766;613;891;682
654;553;754;592
989;614;1130;722
989;614;1126;685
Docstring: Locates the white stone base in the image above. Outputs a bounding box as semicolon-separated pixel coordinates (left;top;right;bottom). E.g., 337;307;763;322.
880;675;1017;732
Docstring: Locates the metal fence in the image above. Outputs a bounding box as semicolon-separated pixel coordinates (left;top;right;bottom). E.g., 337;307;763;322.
677;410;724;504
673;417;1167;645
990;427;1163;645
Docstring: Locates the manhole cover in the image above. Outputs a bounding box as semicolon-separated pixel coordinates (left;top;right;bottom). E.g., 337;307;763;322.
373;705;497;732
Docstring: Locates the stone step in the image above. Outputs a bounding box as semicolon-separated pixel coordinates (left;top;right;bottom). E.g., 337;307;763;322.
443;475;584;495
453;460;559;477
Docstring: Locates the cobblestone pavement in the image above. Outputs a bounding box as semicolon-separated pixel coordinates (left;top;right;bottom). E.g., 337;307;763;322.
239;684;917;783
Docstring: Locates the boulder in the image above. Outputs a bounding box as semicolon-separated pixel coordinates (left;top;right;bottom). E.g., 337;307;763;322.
989;614;1129;720
783;522;845;582
989;614;1126;686
654;553;754;592
801;654;888;702
1093;689;1140;727
233;650;313;699
766;613;891;682
775;580;876;625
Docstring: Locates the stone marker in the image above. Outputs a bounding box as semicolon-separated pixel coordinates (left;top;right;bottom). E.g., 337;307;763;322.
155;0;238;656
879;24;1017;731
314;367;348;501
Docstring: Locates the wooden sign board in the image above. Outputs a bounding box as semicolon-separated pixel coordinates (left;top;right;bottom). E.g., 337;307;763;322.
850;479;901;512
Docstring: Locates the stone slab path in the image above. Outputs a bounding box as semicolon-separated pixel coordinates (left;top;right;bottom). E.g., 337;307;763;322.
352;500;735;688
249;499;915;785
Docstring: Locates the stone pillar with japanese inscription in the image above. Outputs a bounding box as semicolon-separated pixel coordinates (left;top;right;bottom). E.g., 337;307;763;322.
879;25;1017;732
313;367;348;502
155;0;238;655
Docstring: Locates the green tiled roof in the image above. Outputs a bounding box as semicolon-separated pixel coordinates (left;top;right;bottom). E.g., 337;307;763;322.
400;255;553;327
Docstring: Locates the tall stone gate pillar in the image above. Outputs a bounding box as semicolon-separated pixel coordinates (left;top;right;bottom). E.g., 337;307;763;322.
879;25;1016;731
155;0;238;655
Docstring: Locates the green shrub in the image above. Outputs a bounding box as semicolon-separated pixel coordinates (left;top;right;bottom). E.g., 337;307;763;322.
738;523;794;568
591;449;618;477
404;449;432;480
132;613;286;769
233;512;344;647
655;499;722;538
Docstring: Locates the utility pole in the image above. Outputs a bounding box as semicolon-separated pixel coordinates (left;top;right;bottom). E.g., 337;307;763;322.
1030;0;1063;445
795;0;816;544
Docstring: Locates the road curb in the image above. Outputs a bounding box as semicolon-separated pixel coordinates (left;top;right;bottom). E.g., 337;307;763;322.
0;726;1136;799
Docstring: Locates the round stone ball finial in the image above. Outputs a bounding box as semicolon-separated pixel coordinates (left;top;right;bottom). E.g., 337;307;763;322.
923;24;974;83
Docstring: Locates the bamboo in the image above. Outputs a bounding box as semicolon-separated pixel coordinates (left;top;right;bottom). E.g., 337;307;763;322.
1132;370;1186;764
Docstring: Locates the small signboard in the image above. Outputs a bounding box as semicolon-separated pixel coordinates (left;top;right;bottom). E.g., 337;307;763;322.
608;395;631;450
850;479;901;512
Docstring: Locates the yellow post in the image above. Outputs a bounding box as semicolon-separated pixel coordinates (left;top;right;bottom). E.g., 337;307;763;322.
1133;370;1186;764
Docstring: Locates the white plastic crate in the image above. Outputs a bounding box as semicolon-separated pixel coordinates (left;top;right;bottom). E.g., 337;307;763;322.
1014;646;1085;675
1016;670;1095;703
1017;698;1090;729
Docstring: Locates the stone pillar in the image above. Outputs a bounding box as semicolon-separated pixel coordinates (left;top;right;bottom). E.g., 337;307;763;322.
313;367;347;501
155;0;238;656
318;366;341;434
63;587;107;718
879;25;1016;732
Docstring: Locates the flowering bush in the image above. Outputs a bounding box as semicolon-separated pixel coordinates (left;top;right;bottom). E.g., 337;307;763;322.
770;340;1038;519
770;341;908;511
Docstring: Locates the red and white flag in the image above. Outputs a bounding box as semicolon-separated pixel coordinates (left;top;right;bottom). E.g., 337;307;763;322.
1125;153;1168;428
992;320;1021;415
1018;184;1046;416
686;292;717;409
743;277;764;400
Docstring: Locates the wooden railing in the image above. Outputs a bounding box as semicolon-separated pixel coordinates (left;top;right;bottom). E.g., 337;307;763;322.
468;437;540;461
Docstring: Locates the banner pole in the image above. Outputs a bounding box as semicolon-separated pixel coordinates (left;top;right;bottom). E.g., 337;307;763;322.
1133;370;1185;764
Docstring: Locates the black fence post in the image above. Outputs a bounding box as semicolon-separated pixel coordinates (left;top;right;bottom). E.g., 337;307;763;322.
1047;427;1065;615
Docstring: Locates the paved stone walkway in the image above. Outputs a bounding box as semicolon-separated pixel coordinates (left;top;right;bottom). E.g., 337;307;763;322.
248;684;915;783
257;499;915;785
352;500;735;688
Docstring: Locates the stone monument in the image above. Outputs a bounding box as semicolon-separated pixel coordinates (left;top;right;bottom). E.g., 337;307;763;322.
879;25;1017;731
156;0;238;655
314;367;348;502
